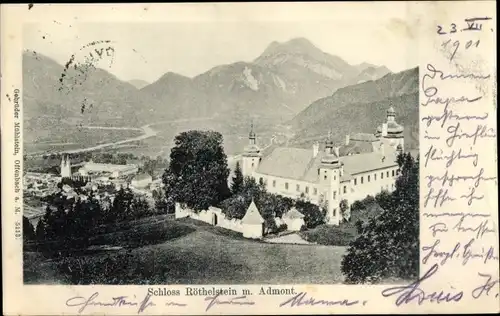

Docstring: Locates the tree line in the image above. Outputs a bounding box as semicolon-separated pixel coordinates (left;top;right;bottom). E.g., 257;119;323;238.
24;186;156;257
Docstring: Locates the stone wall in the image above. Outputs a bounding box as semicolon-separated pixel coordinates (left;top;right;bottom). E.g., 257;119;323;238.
175;203;244;233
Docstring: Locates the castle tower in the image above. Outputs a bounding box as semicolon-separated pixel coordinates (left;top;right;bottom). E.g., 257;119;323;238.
60;154;71;178
376;105;405;150
387;106;396;122
241;122;262;177
318;132;342;226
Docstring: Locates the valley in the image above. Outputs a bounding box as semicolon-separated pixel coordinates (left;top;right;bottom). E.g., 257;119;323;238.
23;37;418;162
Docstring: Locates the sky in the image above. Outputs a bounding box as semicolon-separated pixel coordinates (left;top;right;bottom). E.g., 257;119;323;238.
23;3;419;84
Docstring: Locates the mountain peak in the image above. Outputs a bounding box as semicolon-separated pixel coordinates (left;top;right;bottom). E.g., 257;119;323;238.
258;37;323;60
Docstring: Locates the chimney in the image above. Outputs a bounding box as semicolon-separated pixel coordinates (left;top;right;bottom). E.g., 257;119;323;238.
312;142;319;157
345;134;350;146
382;123;388;137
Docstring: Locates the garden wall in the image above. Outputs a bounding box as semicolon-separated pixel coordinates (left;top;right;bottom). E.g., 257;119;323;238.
175;203;244;233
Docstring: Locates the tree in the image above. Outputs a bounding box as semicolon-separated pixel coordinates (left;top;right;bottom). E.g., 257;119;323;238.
231;161;244;195
153;188;175;214
341;152;419;283
340;199;350;222
162;130;231;211
295;198;326;229
23;216;36;242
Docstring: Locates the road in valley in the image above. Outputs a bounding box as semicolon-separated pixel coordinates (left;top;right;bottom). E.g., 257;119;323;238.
26;116;216;157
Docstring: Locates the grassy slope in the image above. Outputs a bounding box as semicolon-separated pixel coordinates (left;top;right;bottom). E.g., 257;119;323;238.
25;216;347;285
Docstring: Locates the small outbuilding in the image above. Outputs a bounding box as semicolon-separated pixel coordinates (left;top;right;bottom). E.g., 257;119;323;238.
283;207;305;231
241;200;265;239
131;173;153;188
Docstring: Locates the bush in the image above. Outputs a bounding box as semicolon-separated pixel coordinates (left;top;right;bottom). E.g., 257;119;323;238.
301;225;357;246
295;199;326;229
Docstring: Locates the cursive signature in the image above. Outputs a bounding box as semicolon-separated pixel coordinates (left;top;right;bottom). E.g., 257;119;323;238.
204;293;255;312
472;272;500;299
279;291;365;307
381;264;463;306
66;292;156;314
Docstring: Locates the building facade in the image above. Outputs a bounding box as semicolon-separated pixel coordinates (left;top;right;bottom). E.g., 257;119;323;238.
78;161;139;178
241;106;404;226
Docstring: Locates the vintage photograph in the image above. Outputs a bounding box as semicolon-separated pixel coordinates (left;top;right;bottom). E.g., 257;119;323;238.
22;21;420;285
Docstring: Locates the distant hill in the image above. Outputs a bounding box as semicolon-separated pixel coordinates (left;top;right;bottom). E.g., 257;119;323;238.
289;67;419;150
128;79;150;89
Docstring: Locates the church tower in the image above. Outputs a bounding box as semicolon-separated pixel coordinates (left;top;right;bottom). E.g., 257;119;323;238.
318;133;342;226
241;123;262;177
60;154;71;178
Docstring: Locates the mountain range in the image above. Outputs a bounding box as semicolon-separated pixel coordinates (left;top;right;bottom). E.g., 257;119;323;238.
24;38;390;127
23;38;419;153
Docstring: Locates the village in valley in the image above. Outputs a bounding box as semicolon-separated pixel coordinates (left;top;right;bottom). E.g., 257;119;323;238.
23;29;420;285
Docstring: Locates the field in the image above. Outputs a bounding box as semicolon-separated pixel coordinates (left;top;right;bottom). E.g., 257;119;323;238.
24;123;144;155
24;216;347;285
25;117;279;158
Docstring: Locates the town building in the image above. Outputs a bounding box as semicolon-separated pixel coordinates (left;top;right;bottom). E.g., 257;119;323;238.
78;160;139;178
60;154;72;178
131;173;153;188
282;207;305;231
241;106;404;226
241;200;265;239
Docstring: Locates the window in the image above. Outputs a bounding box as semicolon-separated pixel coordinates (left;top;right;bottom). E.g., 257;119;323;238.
392;170;395;177
387;171;389;177
333;208;337;216
381;172;384;179
251;163;254;167
259;177;263;185
324;175;327;180
305;186;309;194
368;175;371;182
318;169;320;175
343;186;347;194
361;176;364;184
333;191;337;199
354;178;357;185
314;188;318;195
334;175;336;180
272;180;276;187
296;184;300;192
285;182;289;190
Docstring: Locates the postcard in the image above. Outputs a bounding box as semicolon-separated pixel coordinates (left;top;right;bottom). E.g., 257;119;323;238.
1;2;498;315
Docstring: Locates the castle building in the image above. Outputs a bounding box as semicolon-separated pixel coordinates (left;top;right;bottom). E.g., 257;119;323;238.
241;106;404;226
